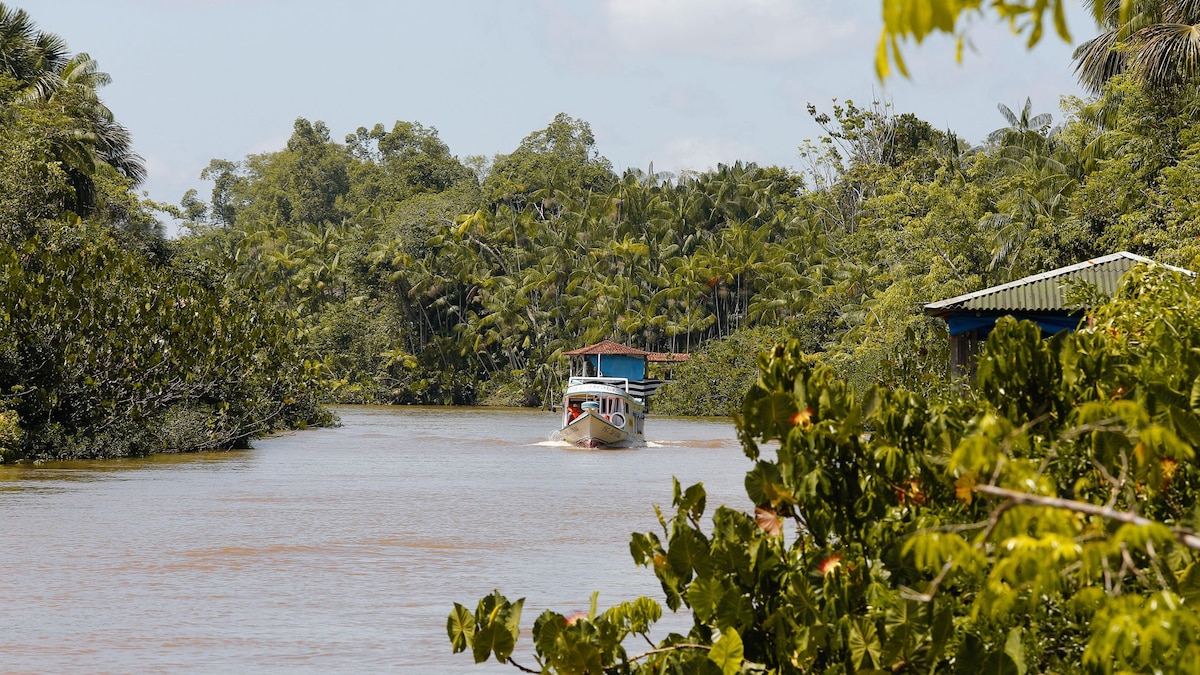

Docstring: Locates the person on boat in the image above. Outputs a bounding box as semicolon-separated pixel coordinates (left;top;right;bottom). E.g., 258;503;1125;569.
567;404;582;422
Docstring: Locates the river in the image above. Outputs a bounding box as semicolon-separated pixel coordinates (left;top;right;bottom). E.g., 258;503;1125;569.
0;406;753;673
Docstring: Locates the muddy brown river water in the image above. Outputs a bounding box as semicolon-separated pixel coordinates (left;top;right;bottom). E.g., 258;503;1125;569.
0;405;752;673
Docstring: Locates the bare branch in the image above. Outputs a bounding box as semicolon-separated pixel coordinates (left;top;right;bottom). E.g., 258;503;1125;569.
900;558;955;602
505;657;539;674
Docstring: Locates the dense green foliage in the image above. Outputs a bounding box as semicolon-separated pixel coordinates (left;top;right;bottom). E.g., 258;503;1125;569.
0;5;328;461
0;223;327;460
173;68;1200;410
654;326;787;417
450;265;1200;673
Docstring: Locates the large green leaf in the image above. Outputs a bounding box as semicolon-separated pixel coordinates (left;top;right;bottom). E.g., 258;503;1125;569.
667;527;712;580
747;391;798;441
686;576;726;624
1004;628;1027;675
708;627;744;675
744;460;789;506
848;619;882;671
1180;563;1200;604
471;620;515;664
447;603;475;654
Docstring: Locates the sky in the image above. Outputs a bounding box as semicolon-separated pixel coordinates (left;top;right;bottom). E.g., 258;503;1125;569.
18;0;1097;227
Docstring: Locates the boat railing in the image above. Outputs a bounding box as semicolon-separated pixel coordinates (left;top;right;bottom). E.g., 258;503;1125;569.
567;376;630;391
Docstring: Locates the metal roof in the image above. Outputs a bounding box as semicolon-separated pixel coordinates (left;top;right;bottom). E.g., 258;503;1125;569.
924;252;1193;315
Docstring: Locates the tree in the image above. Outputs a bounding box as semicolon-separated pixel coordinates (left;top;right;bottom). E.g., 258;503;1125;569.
0;3;145;219
449;264;1200;673
1073;0;1200;93
0;221;330;461
484;113;616;213
345;120;474;203
987;97;1055;147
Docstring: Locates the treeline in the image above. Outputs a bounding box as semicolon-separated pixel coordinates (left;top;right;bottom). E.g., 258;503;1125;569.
0;5;329;462
9;1;1200;458
175;73;1200;414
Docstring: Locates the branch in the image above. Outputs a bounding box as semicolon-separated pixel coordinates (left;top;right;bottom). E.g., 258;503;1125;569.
973;484;1200;550
900;557;955;602
505;657;539;674
618;643;711;670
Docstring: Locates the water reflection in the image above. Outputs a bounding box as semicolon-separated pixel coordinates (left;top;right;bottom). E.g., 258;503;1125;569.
0;406;749;672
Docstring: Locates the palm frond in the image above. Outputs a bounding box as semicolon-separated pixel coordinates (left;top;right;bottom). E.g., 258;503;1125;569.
1130;21;1200;89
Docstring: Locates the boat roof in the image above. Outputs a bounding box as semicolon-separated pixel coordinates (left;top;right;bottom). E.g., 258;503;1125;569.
564;340;649;356
564;340;690;362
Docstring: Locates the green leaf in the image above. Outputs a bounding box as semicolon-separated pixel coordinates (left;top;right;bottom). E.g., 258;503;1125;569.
708;627;744;675
667;527;712;581
748;391;797;441
1180;564;1200;604
447;603;475;654
848;619;882;670
471;619;515;664
469;591;523;663
686;576;726;624
982;652;1020;675
630;531;664;567
955;634;985;675
1005;628;1027;675
745;460;789;506
679;482;708;523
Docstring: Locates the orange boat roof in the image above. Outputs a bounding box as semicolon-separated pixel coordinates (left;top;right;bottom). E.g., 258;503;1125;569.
564;340;690;362
564;340;649;356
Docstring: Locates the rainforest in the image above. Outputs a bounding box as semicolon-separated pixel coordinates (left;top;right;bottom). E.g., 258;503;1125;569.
11;1;1200;670
5;1;1200;461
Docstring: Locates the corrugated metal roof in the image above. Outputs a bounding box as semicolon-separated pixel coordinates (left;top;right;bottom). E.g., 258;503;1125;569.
924;252;1193;314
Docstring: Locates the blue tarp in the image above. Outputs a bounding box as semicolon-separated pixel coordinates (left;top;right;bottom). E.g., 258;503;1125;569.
947;314;1083;337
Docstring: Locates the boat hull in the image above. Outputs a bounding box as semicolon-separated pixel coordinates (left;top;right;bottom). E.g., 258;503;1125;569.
559;412;641;448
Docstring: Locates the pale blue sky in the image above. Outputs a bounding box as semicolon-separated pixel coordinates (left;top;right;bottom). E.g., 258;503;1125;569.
19;0;1096;214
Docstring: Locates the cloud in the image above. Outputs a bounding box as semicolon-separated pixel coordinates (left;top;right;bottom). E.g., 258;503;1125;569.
603;0;860;62
649;136;758;174
541;2;619;75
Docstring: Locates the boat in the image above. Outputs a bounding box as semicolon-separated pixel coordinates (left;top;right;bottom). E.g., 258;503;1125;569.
557;341;686;448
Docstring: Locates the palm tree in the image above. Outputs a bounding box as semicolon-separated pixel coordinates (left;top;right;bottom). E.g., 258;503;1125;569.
0;5;145;215
987;98;1054;147
1074;0;1200;93
0;4;67;93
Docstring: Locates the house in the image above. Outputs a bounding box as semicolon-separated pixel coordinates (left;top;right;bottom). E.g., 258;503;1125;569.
924;252;1192;377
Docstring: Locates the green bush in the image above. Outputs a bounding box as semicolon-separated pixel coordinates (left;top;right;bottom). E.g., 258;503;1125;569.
654;326;786;417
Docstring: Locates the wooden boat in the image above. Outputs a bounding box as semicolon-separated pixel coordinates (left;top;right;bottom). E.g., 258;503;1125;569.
557;341;686;448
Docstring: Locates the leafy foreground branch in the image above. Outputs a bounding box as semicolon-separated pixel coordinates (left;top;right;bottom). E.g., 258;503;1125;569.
451;265;1200;673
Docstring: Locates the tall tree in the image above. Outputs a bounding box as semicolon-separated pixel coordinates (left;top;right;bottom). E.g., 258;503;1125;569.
1074;0;1200;92
0;4;144;219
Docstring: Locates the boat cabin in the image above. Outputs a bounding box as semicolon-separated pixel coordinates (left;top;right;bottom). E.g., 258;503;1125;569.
563;340;686;399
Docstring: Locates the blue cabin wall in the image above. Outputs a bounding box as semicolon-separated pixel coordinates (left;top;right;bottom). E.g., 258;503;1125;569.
589;354;646;381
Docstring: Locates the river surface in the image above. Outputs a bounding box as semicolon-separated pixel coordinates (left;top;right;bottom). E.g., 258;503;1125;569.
0;406;753;673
